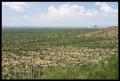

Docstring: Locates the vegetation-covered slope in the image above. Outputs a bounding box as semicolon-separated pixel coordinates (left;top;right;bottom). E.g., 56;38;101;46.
2;27;118;79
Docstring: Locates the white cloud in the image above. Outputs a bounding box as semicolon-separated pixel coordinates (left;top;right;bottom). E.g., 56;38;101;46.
39;3;100;24
48;4;86;17
95;2;112;12
2;2;29;12
36;3;118;26
85;10;98;16
95;2;118;16
23;15;30;20
3;2;117;27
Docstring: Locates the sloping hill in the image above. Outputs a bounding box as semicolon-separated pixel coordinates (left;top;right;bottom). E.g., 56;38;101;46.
78;26;118;39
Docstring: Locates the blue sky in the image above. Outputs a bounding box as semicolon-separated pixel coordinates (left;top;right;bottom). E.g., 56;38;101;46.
2;2;118;28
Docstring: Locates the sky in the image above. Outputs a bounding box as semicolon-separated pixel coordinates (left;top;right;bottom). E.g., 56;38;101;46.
2;2;118;28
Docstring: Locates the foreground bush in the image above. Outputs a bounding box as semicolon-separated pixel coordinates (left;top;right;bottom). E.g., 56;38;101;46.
41;54;118;79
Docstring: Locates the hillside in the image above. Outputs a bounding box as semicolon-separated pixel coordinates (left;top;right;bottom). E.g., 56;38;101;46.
77;26;118;39
2;28;118;79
